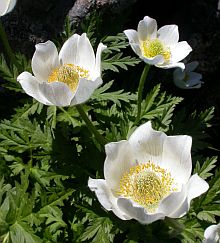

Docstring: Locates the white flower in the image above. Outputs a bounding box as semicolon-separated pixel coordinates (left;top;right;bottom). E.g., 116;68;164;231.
88;121;209;224
0;0;17;16
204;223;220;243
124;16;192;69
173;61;203;89
17;33;106;106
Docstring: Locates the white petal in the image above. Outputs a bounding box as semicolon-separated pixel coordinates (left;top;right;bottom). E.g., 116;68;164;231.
173;79;194;90
157;62;185;70
124;29;139;44
124;30;142;57
186;72;202;86
93;43;107;79
142;55;164;65
169;174;209;218
117;198;165;224
104;141;135;192
204;224;220;242
158;186;187;217
59;33;95;72
158;25;179;46
17;72;52;105
39;82;74;106
186;61;199;72
7;0;17;13
167;195;189;218
187;83;202;89
70;77;102;105
128;121;166;166
186;174;209;203
173;68;185;82
77;33;96;71
88;178;130;220
129;43;142;57
170;41;192;64
59;34;80;65
32;41;59;82
161;135;192;184
0;0;8;16
137;16;157;41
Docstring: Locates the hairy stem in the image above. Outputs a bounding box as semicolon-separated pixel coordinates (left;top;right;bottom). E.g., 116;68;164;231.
76;105;106;146
136;64;150;123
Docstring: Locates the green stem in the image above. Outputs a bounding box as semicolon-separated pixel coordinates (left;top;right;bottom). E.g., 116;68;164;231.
136;64;150;123
0;20;18;68
76;105;106;146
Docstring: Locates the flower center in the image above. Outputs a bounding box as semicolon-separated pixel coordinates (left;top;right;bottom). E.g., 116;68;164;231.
48;64;89;92
140;39;171;62
118;162;177;213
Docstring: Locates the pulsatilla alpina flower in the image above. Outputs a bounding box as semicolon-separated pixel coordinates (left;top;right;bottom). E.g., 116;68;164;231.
0;0;17;16
17;33;106;106
88;122;209;224
124;16;192;69
203;223;220;243
173;61;203;89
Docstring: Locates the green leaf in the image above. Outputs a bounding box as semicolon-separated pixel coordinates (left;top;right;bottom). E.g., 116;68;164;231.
102;33;128;53
141;85;183;131
81;217;114;243
0;53;31;92
194;156;218;179
101;33;140;72
9;222;42;243
197;210;220;223
102;53;140;72
199;170;220;205
91;80;136;107
180;220;203;243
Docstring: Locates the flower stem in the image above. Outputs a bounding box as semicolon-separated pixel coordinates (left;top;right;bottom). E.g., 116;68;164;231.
76;105;106;146
136;64;150;123
0;20;18;68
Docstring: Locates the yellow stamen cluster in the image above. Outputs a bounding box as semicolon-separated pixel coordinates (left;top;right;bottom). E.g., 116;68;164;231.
118;162;177;213
48;64;89;92
140;39;171;62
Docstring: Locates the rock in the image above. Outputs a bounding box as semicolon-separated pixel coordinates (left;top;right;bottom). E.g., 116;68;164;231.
1;0;136;56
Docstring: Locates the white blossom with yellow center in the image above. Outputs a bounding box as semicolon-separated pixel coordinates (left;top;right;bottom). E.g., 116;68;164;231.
17;33;106;106
0;0;17;16
124;16;192;69
88;122;209;224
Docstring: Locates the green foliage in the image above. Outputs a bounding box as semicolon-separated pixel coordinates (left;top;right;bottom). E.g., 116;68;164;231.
194;156;218;179
180;220;204;243
81;216;114;242
140;84;183;131
0;53;31;92
102;33;141;72
171;107;215;151
91;80;136;107
0;12;219;243
102;53;140;72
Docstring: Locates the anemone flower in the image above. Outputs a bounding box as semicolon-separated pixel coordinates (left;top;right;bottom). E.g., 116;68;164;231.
124;16;192;69
17;33;106;106
89;121;209;224
173;61;203;89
